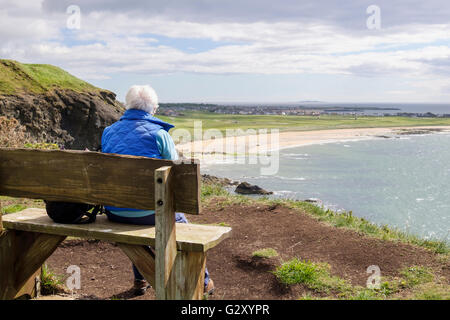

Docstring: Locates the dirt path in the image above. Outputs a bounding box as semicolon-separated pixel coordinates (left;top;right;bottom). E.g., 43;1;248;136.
46;201;449;300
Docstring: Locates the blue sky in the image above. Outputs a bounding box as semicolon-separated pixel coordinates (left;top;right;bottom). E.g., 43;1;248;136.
1;0;450;103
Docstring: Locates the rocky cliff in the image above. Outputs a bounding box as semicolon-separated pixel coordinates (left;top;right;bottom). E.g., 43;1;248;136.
0;59;124;150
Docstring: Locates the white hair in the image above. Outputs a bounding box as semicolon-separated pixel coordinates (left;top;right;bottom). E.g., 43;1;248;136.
125;85;159;115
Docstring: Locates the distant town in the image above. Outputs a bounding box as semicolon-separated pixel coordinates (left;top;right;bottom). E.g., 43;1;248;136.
158;103;450;118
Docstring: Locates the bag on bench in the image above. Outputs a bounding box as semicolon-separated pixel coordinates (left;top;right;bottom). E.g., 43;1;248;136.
44;201;103;224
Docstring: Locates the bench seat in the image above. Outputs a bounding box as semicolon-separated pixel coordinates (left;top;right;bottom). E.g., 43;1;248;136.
2;208;232;252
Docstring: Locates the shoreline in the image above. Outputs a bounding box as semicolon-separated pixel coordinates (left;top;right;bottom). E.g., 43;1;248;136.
177;125;450;156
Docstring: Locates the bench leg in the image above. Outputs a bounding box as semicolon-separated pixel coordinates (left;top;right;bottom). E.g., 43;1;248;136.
164;251;206;300
0;230;65;300
154;166;206;300
14;267;41;299
117;243;156;288
119;244;206;300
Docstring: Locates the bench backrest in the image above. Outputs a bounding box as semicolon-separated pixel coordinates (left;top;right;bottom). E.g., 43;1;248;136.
0;148;200;214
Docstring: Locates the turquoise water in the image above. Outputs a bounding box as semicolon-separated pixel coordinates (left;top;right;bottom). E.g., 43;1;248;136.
203;133;450;242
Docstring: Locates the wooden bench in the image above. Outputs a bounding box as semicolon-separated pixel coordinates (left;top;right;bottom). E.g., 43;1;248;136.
0;148;232;300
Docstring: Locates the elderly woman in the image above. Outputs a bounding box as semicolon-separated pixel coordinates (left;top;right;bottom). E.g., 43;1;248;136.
101;85;214;296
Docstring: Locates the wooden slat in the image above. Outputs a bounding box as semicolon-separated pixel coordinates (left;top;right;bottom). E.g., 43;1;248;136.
155;166;177;299
0;148;201;214
2;209;232;252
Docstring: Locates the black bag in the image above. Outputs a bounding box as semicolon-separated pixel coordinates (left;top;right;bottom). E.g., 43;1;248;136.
44;201;103;224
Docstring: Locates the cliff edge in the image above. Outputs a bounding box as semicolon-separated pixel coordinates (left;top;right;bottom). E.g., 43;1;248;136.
0;59;124;150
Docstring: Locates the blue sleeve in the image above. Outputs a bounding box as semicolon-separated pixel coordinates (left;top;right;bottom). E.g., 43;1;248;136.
156;129;179;161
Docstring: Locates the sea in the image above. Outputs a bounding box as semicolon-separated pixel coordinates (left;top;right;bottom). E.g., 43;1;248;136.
202;132;450;243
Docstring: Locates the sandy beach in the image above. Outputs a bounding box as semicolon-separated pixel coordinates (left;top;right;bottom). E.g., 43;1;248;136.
177;126;450;157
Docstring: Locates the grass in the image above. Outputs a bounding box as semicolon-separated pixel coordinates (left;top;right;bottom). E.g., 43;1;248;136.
201;183;230;200
40;264;65;296
158;111;450;139
0;59;101;95
0;196;45;214
411;283;450;300
24;142;59;150
273;259;322;286
275;259;447;300
216;222;231;227
1;204;28;214
400;266;434;288
252;248;279;259
273;258;351;295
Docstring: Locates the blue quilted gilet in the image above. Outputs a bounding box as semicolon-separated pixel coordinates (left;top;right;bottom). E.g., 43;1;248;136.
101;109;174;158
101;109;174;214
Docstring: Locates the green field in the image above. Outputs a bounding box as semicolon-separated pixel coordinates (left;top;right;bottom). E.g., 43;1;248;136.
158;111;450;137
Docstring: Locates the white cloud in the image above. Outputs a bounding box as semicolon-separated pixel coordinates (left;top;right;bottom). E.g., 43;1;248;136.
1;0;450;101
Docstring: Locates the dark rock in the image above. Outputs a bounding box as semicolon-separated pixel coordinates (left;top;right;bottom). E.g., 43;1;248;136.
235;182;273;195
395;128;443;136
0;89;125;150
201;174;239;186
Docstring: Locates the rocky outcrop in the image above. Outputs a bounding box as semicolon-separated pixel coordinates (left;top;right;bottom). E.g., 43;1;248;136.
202;174;239;186
394;128;444;135
0;89;124;150
235;182;273;195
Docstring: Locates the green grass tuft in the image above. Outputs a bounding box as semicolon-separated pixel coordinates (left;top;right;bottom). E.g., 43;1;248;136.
24;142;60;150
400;266;434;288
252;248;279;259
40;264;65;296
201;183;230;199
1;204;27;214
412;283;450;300
273;258;320;286
272;258;351;294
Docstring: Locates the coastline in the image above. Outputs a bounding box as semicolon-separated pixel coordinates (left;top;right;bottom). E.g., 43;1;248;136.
177;125;450;156
193;125;450;244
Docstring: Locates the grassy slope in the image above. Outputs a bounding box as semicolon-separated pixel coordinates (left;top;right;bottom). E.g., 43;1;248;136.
201;183;449;300
201;184;449;255
158;111;450;136
0;59;100;95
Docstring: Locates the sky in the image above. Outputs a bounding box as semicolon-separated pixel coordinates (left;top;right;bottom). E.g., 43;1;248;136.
1;0;450;103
